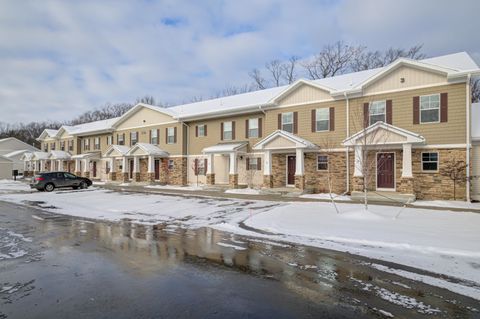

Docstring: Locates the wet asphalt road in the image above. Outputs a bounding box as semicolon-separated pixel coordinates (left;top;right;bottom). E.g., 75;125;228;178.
0;200;479;319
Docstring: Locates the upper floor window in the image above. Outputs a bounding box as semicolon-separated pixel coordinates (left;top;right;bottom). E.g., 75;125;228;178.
317;155;328;171
282;112;293;133
248;118;259;138
68;140;74;151
315;108;330;131
130;132;138;146
84;139;90;150
420;94;440;123
150;129;158;144
43;144;48;152
422;152;439;172
94;137;100;150
107;135;113;146
118;134;124;145
369;101;386;125
60;141;65;151
167;127;175;144
197;125;206;137
223;121;233;140
51;143;56;150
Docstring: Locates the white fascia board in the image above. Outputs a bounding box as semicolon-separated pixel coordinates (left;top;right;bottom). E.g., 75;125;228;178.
176;103;274;121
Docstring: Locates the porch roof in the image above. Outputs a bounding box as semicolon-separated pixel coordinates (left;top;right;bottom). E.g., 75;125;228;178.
20;152;34;161
253;130;318;151
71;152;101;160
103;145;130;157
48;150;71;160
342;122;425;146
202;142;248;154
31;151;49;160
126;143;169;157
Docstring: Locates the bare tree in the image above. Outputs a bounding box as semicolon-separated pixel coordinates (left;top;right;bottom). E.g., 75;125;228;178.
440;158;467;200
191;157;205;187
351;44;426;71
243;156;259;189
248;68;267;90
319;137;340;214
281;56;300;84
265;59;283;87
471;78;480;103
136;95;156;105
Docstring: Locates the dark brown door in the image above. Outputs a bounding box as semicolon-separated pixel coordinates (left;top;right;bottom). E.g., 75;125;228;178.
287;156;296;185
92;161;97;178
154;159;160;180
377;153;394;189
129;160;134;179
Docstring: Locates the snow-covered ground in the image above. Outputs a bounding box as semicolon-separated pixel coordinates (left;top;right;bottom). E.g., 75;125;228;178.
144;184;205;191
299;193;352;201
1;180;480;299
225;188;261;195
413;199;480;210
0;179;33;194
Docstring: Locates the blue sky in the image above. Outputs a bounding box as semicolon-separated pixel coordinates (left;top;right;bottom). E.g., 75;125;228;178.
1;0;479;123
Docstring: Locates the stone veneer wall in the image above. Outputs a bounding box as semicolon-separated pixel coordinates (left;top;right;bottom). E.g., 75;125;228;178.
271;154;287;187
167;157;187;185
304;152;347;194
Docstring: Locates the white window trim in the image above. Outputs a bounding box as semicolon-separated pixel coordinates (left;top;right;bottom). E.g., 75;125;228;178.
167;127;175;144
316;155;328;171
248;157;259;170
369;100;386;125
421;151;439;173
198;124;206;137
223;121;233;140
419;94;441;124
168;159;174;169
248;118;259;138
281;112;294;132
151;129;158;144
315;108;330;132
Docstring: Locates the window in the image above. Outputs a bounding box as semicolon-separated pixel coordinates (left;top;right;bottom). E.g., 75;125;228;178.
195;159;206;175
167;127;175;144
223;122;233;140
107;136;113;146
130;132;138;146
247;158;260;170
51;143;56;150
94;137;100;150
83;139;90;150
118;134;124;145
369;101;386;125
43;144;48;152
316;108;330;131
60;141;65;151
420;94;440;123
64;172;76;179
317;155;328;171
198;125;206;137
150;129;158;144
248;118;259;138
168;159;174;170
105;161;110;174
282;112;293;133
422;152;439;172
68;140;74;151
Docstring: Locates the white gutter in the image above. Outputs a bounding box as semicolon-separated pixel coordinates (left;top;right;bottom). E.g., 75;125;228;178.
344;92;350;193
466;74;472;202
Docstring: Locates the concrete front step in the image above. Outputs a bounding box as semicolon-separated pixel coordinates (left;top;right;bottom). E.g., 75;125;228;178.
351;191;416;204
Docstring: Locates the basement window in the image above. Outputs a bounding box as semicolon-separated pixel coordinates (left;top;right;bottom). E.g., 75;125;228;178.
317;155;328;171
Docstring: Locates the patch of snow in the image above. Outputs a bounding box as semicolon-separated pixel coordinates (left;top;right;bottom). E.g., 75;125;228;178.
93;181;106;185
0;180;31;194
225;188;261;195
145;184;204;191
413;200;480;210
300;193;351;201
217;242;247;250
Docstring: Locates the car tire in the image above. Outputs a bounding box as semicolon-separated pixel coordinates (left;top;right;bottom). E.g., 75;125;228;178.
44;183;55;192
79;181;88;189
72;186;79;190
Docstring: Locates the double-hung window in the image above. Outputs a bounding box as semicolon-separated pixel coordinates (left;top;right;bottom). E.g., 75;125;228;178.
316;108;330;131
167;127;175;144
68;140;74;151
420;94;440;123
223;122;233;140
281;112;293;133
118;134;124;145
248;118;259;138
51;143;56;150
369;101;386;125
317;155;328;171
107;135;113;146
84;139;89;151
248;158;259;170
198;125;206;137
150;129;158;144
94;137;100;150
130;132;138;146
168;159;174;170
60;141;65;151
422;152;439;172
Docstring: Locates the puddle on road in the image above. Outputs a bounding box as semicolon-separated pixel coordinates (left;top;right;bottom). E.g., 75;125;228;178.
1;205;479;318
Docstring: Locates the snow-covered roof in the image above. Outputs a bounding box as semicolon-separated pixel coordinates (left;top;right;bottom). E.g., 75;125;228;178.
126;143;169;156
253;130;319;150
31;151;50;160
3;149;31;158
20;152;34;161
0;155;13;163
103;145;130;157
69;117;120;136
48;150;71;160
202;142;248;154
473;102;480;141
71;152;101;159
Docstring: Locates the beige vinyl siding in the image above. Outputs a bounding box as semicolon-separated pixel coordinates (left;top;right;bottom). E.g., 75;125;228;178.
364;65;448;95
79;134;111;155
278;85;332;106
187;113;265;154
350;83;467;145
472;143;480;200
115;107;175;130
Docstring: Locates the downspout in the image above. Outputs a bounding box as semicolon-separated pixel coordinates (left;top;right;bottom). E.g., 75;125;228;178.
466;74;471;202
344;92;350;193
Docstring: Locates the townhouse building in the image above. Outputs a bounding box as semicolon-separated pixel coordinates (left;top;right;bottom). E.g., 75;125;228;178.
25;52;480;201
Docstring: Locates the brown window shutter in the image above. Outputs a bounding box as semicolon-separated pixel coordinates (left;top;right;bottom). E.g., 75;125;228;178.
194;159;198;175
204;158;207;175
329;107;335;131
116;134;118;144
165;128;168;143
195;125;198;137
220;123;224;140
246;157;250;170
204;125;207;136
156;129;159;144
258;118;262;137
257;158;261;171
363;103;369;127
232;121;236;140
293;112;298;134
311;109;316;132
278;114;282;130
440;93;448;122
413;96;420;124
123;133;125;144
386;100;393;124
245;119;249;138
149;130;151;143
174;127;177;143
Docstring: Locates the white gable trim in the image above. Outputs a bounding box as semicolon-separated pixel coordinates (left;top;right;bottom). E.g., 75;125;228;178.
269;79;334;104
253;130;318;150
126;143;169;157
103;145;130;157
343;122;425;146
111;103;177;128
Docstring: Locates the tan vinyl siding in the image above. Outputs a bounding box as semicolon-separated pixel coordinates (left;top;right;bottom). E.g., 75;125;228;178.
278;85;332;106
472;143;480;200
115;107;175;130
79;134;111;154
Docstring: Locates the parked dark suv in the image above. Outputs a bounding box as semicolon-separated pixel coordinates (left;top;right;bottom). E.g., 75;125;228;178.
30;172;92;192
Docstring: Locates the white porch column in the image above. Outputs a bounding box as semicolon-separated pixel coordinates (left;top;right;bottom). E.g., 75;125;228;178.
354;145;363;177
24;160;28;172
75;159;80;172
110;158;116;173
82;159;88;173
206;153;214;174
295;148;304;176
122;157;128;173
402;143;413;178
264;150;272;175
229;153;237;175
58;160;63;171
133;156;140;173
39;160;44;172
147;156;154;173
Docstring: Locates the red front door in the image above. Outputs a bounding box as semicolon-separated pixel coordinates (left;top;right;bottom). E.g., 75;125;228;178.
287;156;296;185
129;160;134;179
154;160;160;180
377;153;395;189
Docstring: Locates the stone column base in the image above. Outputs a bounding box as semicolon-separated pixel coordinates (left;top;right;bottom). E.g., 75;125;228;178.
263;175;273;188
120;172;129;183
229;174;239;189
109;172;117;181
398;177;414;194
75;171;82;177
295;175;305;190
134;172;141;182
352;176;364;192
206;174;215;185
83;172;90;179
147;172;155;183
